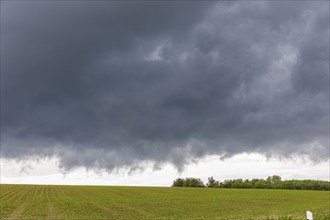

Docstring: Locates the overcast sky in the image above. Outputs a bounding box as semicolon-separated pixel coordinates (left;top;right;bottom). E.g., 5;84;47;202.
1;1;329;183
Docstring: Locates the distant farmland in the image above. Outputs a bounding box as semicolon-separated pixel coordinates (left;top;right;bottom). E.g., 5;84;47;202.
0;184;329;219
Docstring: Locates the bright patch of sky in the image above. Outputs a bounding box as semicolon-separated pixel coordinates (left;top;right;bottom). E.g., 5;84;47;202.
1;153;328;186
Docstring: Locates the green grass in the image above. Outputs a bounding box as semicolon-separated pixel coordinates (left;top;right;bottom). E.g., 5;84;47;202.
0;184;329;219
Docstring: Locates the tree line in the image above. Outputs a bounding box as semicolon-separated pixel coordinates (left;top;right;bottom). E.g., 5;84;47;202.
171;175;329;191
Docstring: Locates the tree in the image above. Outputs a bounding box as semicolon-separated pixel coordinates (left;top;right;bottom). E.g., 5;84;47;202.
172;177;205;187
172;178;184;187
207;176;219;188
266;175;281;184
184;178;205;187
171;176;329;191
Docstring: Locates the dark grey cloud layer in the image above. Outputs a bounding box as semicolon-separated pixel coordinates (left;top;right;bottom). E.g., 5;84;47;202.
1;1;329;171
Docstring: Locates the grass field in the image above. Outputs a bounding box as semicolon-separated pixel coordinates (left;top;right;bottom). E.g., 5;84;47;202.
0;184;329;219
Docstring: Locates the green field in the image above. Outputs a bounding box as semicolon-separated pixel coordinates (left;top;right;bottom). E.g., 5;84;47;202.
0;184;329;219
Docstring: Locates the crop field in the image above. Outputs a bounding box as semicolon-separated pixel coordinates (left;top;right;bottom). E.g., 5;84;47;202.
0;184;329;220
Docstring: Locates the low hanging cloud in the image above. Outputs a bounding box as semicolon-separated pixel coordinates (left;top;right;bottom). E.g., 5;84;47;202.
1;1;329;172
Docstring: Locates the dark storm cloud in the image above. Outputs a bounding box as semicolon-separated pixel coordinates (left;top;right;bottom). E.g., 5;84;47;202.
1;1;329;171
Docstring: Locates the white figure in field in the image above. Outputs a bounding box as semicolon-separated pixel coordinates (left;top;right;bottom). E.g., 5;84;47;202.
306;211;313;220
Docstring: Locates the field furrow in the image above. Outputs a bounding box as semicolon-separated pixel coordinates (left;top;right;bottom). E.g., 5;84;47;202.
19;186;47;219
0;185;35;219
0;185;29;201
6;202;27;220
0;184;329;220
47;203;53;220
